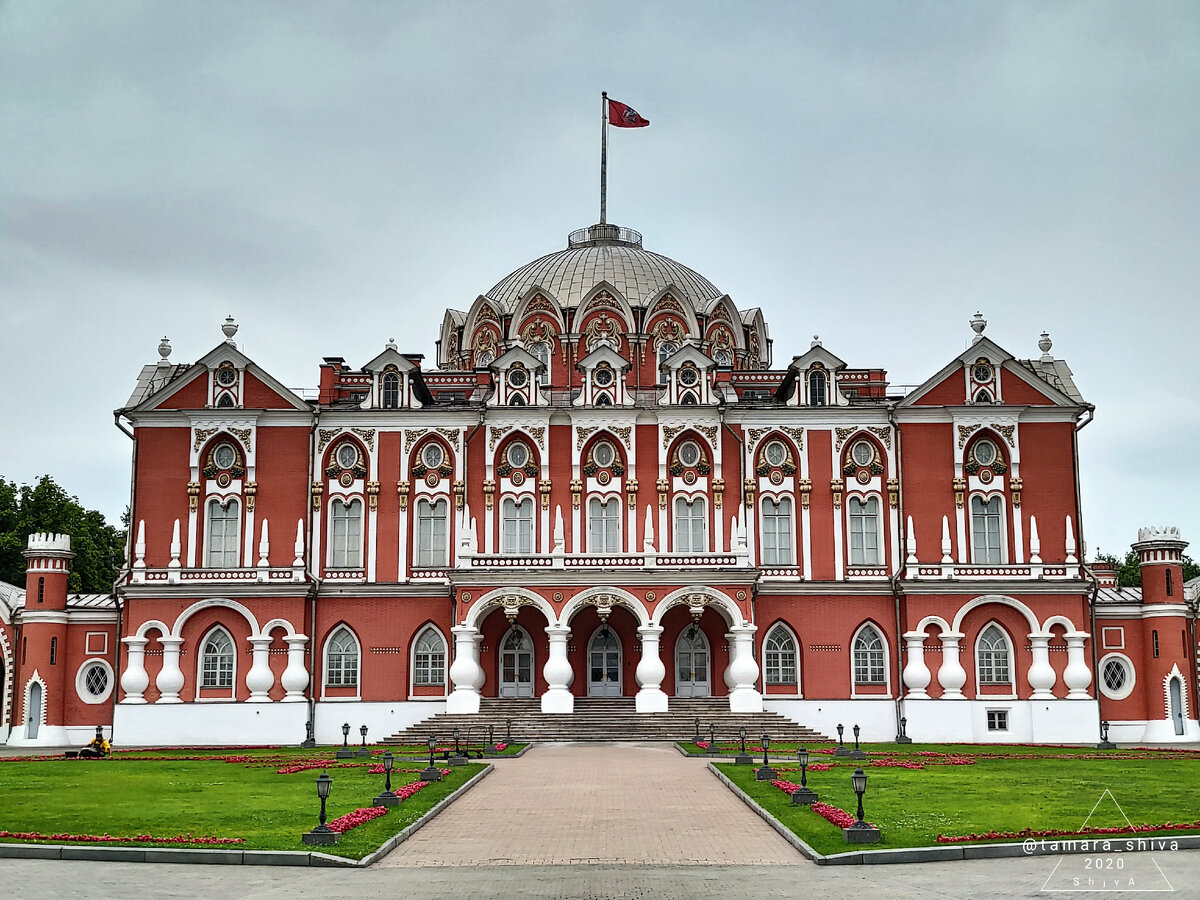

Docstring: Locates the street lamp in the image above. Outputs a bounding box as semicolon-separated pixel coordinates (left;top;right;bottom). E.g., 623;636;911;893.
421;735;443;782
707;723;719;755
841;767;881;843
373;751;399;807
735;725;752;766
356;724;371;757
895;715;912;745
486;724;497;756
851;724;867;761
1097;720;1116;750
754;733;777;781
336;722;353;758
506;718;512;742
301;772;340;845
834;723;851;757
790;746;818;805
450;727;466;766
694;717;702;744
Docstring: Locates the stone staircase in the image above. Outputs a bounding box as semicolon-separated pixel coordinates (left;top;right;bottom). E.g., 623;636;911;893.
381;697;829;746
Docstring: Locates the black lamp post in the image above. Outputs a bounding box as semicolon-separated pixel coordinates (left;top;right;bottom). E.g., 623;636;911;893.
790;746;818;805
851;723;867;760
302;719;316;749
895;715;912;744
841;767;881;843
734;725;752;766
450;726;466;766
485;724;497;756
301;772;340;845
506;718;512;742
834;722;852;757
421;735;443;782
356;724;371;757
707;723;719;755
694;717;702;744
336;722;353;758
373;751;399;807
1097;720;1116;750
754;733;777;780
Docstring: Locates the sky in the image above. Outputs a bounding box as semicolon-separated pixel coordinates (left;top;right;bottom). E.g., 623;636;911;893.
1;1;1197;560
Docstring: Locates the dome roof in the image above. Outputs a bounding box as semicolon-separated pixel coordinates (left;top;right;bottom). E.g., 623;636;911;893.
484;224;723;313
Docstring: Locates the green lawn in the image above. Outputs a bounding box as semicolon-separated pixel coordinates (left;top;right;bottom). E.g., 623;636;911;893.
0;747;502;860
714;744;1200;855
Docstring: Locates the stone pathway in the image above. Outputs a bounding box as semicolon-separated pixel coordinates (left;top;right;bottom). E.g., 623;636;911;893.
379;742;801;866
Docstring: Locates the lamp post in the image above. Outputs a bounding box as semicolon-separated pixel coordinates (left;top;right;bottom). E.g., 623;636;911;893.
485;724;497;756
373;751;399;807
895;715;912;745
336;722;353;758
356;724;371;757
841;767;881;843
1097;720;1116;751
707;723;720;755
302;719;316;749
450;726;466;766
754;733;777;781
790;746;818;805
506;718;512;742
734;725;753;766
693;717;702;745
851;723;867;761
834;723;851;757
301;772;341;845
421;735;443;782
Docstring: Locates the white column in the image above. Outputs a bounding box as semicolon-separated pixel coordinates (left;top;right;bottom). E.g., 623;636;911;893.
902;631;931;698
447;625;483;714
937;632;967;699
281;635;310;701
155;637;185;703
541;624;574;714
726;624;763;713
246;636;275;702
119;637;150;704
635;625;668;712
1063;632;1092;699
1027;632;1056;699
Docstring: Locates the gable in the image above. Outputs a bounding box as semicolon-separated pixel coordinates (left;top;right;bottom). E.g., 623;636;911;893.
1000;367;1063;405
150;373;207;410
242;371;301;409
908;370;967;406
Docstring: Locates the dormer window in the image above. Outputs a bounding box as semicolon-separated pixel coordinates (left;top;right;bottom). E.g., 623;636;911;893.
382;371;400;408
714;349;732;367
215;364;238;387
508;366;528;388
972;363;993;383
593;366;614;387
808;369;827;406
529;342;551;370
678;365;699;387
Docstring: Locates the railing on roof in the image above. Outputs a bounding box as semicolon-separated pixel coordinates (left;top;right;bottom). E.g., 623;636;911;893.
568;224;643;249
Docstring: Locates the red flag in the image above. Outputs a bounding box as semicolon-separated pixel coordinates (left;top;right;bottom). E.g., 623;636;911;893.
607;98;650;128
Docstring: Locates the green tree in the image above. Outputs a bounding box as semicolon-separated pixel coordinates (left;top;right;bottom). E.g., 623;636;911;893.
1093;549;1200;587
0;476;126;593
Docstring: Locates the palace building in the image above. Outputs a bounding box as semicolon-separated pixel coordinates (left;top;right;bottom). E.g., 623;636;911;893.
1;221;1197;747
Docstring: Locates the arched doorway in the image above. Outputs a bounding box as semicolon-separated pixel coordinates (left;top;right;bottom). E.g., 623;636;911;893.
1170;678;1185;736
26;682;42;740
499;627;534;698
587;626;622;697
675;625;711;698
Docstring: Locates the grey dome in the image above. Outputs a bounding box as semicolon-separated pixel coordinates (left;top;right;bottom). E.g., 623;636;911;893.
485;225;723;313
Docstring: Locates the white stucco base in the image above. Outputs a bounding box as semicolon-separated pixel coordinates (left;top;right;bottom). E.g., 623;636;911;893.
113;700;445;747
1108;717;1200;743
5;723;72;747
766;698;1104;744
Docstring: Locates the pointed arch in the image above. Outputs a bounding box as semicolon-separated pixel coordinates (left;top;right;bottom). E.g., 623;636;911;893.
410;622;448;693
763;621;800;692
850;621;890;696
23;670;48;738
509;286;566;334
974;621;1015;690
197;625;236;694
322;623;361;697
569;282;636;334
0;626;12;729
644;286;700;337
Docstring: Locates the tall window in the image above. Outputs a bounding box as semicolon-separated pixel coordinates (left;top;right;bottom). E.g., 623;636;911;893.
529;342;551;372
764;625;797;684
977;625;1011;684
808;369;827;406
971;496;1003;563
761;497;793;564
325;626;359;687
416;498;448;566
414;627;446;686
329;499;363;567
589;497;621;553
501;498;534;554
852;625;885;685
674;497;707;553
381;372;400;408
206;499;240;567
201;628;235;689
848;497;881;565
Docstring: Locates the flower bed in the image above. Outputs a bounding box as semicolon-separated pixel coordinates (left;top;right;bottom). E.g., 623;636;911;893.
769;780;871;830
0;830;243;845
327;806;388;834
936;819;1200;844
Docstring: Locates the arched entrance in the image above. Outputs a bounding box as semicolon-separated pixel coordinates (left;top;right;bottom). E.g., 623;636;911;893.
675;625;711;698
587;626;622;697
499;626;535;698
1170;678;1185;736
26;682;41;740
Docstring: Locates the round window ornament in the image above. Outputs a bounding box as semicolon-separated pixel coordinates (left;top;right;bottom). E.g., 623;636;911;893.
339;471;355;488
213;443;237;470
973;363;993;383
979;468;994;484
593;442;615;468
851;440;875;468
336;443;359;470
510;469;525;486
765;440;787;468
973;439;997;467
507;442;529;468
593;366;614;387
769;470;784;485
679;441;701;468
422;443;445;469
216;471;232;489
425;471;440;488
597;470;612;486
508;367;528;388
856;469;871;485
216;366;238;387
682;470;697;486
679;366;699;387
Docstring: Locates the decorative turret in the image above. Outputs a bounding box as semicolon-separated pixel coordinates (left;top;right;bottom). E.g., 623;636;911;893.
1132;526;1188;605
23;532;74;610
1089;559;1119;589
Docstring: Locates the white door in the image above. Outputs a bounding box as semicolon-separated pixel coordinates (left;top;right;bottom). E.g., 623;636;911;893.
1170;678;1185;736
588;627;622;697
675;626;711;698
26;682;41;739
499;628;534;698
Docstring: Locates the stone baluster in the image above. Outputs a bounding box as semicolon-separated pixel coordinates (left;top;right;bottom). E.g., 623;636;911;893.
902;631;932;698
281;634;310;701
937;632;967;698
447;625;483;714
246;636;275;702
1063;632;1092;699
120;637;150;704
155;637;185;703
1027;632;1057;699
726;623;763;712
541;624;574;714
634;625;668;712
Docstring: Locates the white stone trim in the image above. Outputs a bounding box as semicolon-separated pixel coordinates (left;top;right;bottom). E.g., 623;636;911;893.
75;658;115;705
1097;652;1136;701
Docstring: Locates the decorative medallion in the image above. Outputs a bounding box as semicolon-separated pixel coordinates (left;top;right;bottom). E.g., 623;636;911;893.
736;590;747;601
425;472;440;488
597;470;611;486
552;591;564;602
339;471;354;488
511;470;525;486
770;470;784;485
461;592;472;603
645;591;656;602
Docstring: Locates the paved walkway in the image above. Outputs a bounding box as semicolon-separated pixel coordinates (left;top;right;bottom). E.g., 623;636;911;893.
380;742;801;866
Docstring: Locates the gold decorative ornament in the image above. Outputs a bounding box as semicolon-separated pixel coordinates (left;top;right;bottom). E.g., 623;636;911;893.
830;478;845;509
396;480;410;511
569;478;583;509
798;478;812;509
1010;476;1023;509
953;476;967;509
310;481;323;510
482;479;496;510
244;481;257;512
713;478;724;509
366;480;380;510
625;478;639;510
743;477;756;508
887;478;900;509
452;480;465;511
187;481;201;510
656;478;670;509
539;479;553;510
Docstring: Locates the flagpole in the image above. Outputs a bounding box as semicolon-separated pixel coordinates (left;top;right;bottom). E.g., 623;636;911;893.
600;91;608;225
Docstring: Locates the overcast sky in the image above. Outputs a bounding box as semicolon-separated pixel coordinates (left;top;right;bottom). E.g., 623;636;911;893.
1;1;1196;560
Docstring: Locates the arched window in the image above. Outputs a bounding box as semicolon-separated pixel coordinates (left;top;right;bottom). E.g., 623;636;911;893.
848;496;881;565
416;498;448;567
808;369;827;406
325;626;359;687
501;498;534;554
657;340;679;370
201;628;235;689
764;625;797;684
595;393;612;407
509;394;526;406
970;496;1004;563
852;625;885;685
589;497;621;553
216;393;236;408
329;499;363;568
413;627;446;686
382;372;400;408
674;497;707;553
761;497;793;564
206;499;240;568
681;393;698;405
977;625;1011;684
528;342;551;371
